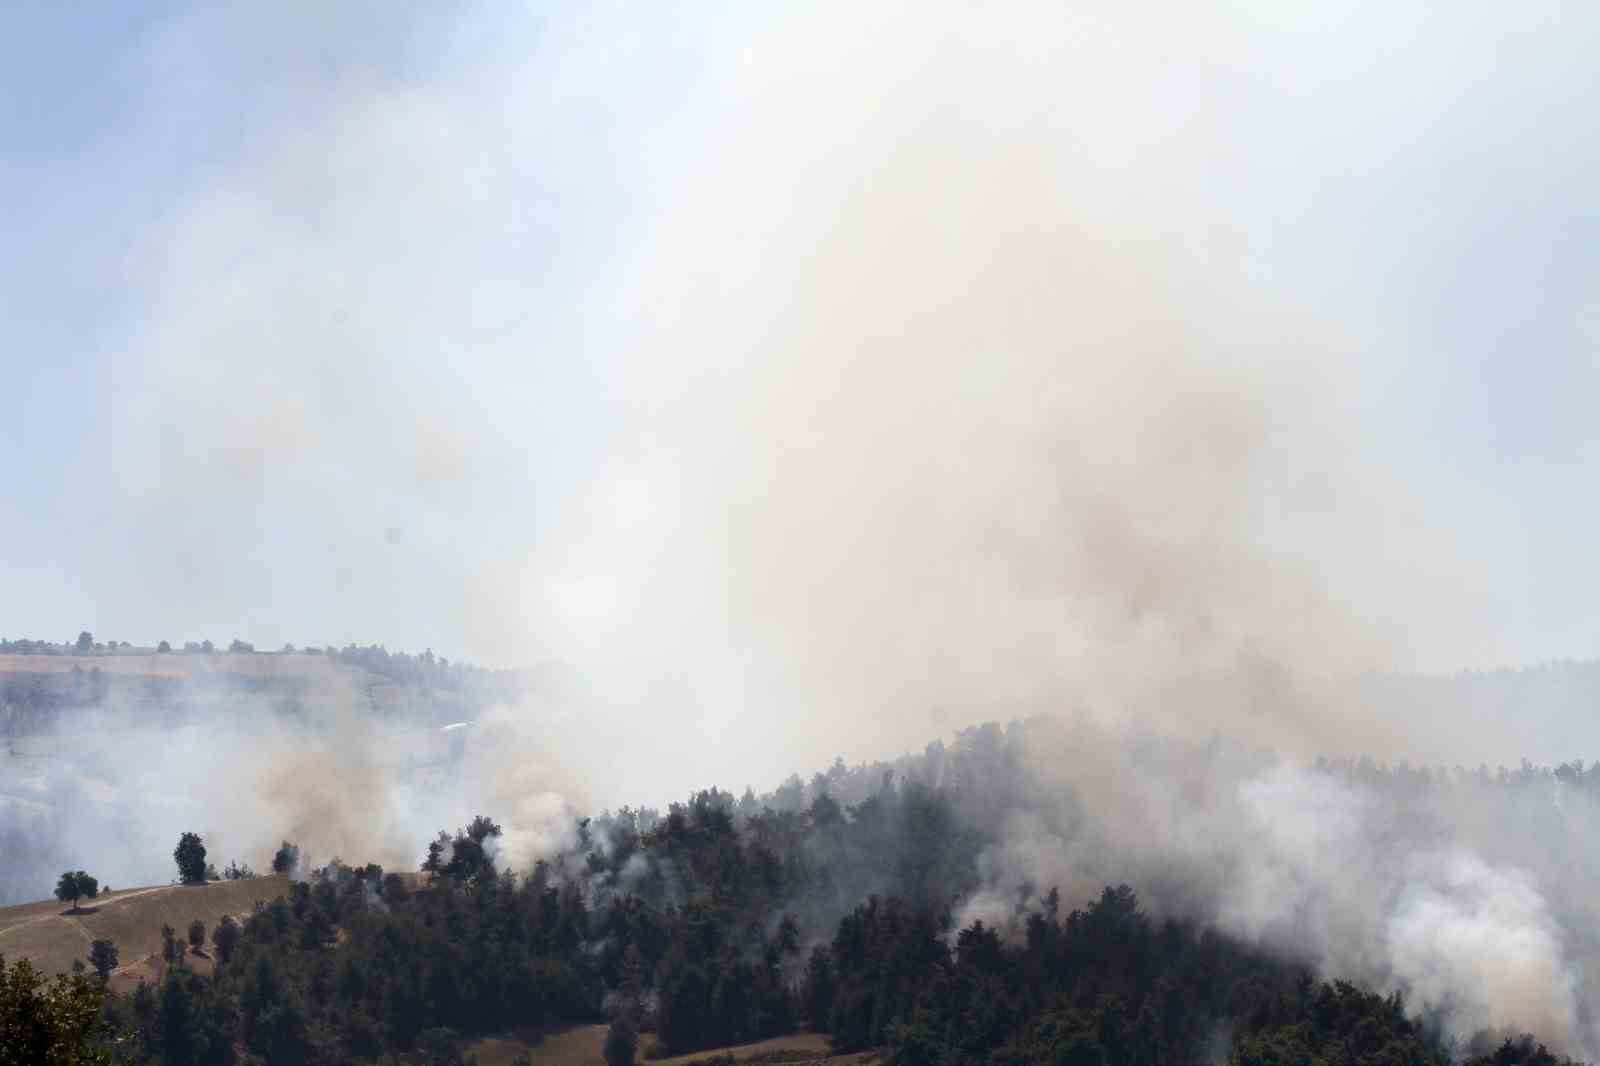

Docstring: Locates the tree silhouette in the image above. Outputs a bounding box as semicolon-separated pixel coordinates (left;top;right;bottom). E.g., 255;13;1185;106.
174;832;207;885
88;939;118;983
271;841;299;876
211;915;240;964
54;870;99;912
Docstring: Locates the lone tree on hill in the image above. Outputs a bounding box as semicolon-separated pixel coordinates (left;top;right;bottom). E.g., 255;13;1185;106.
88;939;118;983
157;640;170;653
75;631;92;654
271;841;299;876
174;832;207;885
54;870;99;912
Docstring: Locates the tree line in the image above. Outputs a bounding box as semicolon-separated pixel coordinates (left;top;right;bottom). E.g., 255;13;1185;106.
7;723;1593;1064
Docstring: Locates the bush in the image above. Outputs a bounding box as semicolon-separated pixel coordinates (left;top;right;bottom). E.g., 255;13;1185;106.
606;1016;640;1066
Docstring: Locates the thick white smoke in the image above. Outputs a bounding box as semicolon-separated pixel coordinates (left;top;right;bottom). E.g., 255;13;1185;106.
942;722;1600;1055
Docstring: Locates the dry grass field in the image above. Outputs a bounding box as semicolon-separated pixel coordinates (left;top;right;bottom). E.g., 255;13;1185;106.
0;875;289;985
467;1027;874;1066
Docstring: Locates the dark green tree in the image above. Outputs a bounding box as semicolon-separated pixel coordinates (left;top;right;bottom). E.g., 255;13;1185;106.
271;840;299;875
87;940;118;984
161;924;180;970
54;871;98;912
156;972;194;1065
210;916;240;964
174;832;207;885
0;956;114;1065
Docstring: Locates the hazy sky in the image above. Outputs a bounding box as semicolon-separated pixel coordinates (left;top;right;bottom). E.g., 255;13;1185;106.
2;1;1597;682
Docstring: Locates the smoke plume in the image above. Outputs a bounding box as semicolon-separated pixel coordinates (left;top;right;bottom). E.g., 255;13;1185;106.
7;0;1598;1056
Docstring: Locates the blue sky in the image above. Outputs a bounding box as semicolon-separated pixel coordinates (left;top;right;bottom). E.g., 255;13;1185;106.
2;1;1598;692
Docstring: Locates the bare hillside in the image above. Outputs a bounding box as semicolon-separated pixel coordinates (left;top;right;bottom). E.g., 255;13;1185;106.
0;876;288;981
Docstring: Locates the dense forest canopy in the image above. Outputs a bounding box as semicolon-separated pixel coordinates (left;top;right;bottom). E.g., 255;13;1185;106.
7;706;1600;1064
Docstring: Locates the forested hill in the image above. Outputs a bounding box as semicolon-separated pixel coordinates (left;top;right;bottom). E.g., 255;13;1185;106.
0;638;514;735
23;722;1586;1065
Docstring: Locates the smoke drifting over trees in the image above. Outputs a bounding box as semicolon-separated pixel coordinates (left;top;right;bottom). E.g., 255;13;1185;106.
6;1;1600;1062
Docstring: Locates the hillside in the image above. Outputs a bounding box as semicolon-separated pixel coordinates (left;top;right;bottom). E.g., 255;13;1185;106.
0;642;516;727
0;876;288;988
0;650;364;682
468;1027;875;1066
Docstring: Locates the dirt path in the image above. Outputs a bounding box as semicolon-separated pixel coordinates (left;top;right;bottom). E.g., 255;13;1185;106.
0;884;177;940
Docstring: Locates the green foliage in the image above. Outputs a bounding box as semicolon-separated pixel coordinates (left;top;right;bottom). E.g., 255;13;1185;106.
104;734;1588;1066
54;870;98;911
88;940;118;983
211;915;240;964
160;924;180;969
173;832;207;885
0;955;115;1065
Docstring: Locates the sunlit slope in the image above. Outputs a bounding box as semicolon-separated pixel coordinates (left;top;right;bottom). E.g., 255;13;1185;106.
467;1027;875;1066
0;876;288;979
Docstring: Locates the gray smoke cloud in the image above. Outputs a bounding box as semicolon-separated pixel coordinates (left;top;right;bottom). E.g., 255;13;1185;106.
939;720;1600;1054
0;663;580;904
104;1;1522;796
10;0;1597;1056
